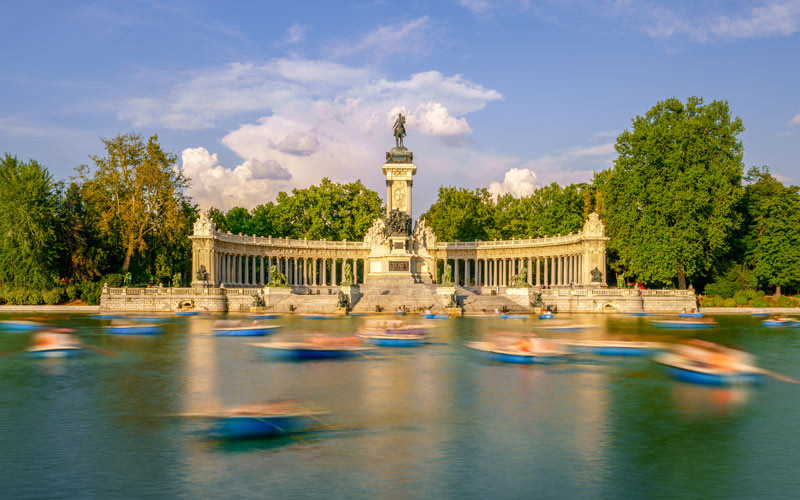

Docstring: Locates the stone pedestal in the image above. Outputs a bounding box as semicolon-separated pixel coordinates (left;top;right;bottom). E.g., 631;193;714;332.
445;307;462;317
506;287;534;308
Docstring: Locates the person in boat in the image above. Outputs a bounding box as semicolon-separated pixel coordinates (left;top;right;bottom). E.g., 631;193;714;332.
32;328;80;349
677;339;751;372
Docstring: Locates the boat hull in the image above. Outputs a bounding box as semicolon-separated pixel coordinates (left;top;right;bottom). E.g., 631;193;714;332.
425;314;449;319
363;336;426;347
501;315;527;319
105;326;163;335
214;327;277;337
208;415;317;440
538;314;554;320
652;321;714;329
678;313;704;318
27;348;84;359
569;345;661;356
174;311;198;316
762;320;796;327
1;322;43;331
663;365;763;386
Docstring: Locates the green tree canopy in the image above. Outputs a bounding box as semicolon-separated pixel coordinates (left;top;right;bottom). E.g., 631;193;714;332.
420;186;495;241
78;133;191;272
0;154;62;289
595;97;745;289
741;166;800;296
491;183;591;239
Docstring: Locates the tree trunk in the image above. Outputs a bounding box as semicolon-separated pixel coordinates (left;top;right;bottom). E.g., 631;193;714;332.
122;247;133;272
677;264;686;290
775;284;782;298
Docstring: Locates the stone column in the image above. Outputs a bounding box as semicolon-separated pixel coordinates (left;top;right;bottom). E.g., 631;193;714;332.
386;181;392;215
260;256;265;285
292;257;297;285
245;256;250;285
454;259;460;287
466;259;471;287
535;257;540;286
322;258;327;286
527;258;533;285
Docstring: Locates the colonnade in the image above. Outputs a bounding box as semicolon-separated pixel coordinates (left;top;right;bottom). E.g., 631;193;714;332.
213;253;365;287
435;254;585;288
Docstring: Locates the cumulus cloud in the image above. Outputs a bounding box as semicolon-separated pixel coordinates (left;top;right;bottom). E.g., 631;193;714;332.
388;102;472;136
489;167;539;198
120;56;609;213
180;147;292;210
791;112;800;125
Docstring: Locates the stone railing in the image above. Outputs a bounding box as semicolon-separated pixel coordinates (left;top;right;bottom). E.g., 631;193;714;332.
540;287;695;298
104;286;265;297
434;233;585;250
208;231;369;250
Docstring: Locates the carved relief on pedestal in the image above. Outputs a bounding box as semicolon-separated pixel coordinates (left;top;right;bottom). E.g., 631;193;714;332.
412;219;436;253
193;210;216;236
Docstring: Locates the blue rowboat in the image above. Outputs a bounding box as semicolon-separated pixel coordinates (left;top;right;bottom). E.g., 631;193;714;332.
89;314;121;319
249;314;279;320
652;320;715;329
201;402;325;440
751;313;770;317
175;311;198;316
678;312;704;318
250;341;370;360
209;414;320;440
653;353;764;386
214;325;280;337
359;333;427;347
425;314;449;319
762;319;797;327
465;341;571;364
627;312;651;316
302;315;339;320
26;346;85;359
0;320;44;331
538;313;554;320
105;324;163;335
566;340;664;356
501;314;527;319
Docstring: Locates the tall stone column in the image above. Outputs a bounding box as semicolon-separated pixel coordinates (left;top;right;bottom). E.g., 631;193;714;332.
465;259;471;287
454;259;460;287
535;257;541;286
386;181;392;215
527;258;533;285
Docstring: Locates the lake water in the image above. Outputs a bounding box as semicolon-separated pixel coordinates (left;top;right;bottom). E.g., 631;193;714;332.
1;313;799;499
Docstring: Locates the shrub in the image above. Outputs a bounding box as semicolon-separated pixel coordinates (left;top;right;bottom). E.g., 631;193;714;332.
721;298;736;307
104;273;124;288
66;284;79;301
733;290;750;306
700;295;717;307
776;295;795;308
42;288;63;305
711;295;725;307
80;281;103;305
752;296;769;308
704;264;757;299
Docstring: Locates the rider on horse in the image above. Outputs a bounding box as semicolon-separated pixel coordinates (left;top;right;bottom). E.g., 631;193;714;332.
393;113;406;148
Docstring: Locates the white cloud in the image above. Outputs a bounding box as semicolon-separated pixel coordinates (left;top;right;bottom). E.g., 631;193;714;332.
388;102;472;136
180;147;293;210
120;56;611;213
326;16;434;59
283;23;309;44
791;112;800;125
459;0;494;14
489;168;539;198
631;0;800;42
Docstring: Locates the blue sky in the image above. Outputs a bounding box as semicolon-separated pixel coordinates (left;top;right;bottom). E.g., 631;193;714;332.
1;0;799;217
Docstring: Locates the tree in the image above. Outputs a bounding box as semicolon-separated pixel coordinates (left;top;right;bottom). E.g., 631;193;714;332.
421;187;495;241
78;133;191;272
741;167;800;296
492;183;590;239
0;155;62;289
596;97;745;289
271;178;382;240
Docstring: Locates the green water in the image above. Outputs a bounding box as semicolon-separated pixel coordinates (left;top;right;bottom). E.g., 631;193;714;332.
1;313;799;499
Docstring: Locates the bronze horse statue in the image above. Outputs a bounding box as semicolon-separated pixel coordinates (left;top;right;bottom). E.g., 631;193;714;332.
393;113;406;148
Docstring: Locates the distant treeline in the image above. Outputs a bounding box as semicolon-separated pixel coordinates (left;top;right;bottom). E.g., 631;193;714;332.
2;97;799;305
